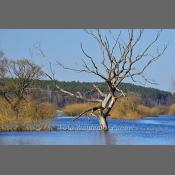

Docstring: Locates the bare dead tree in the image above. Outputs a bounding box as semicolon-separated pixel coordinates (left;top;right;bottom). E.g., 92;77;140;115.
0;58;44;119
37;29;167;131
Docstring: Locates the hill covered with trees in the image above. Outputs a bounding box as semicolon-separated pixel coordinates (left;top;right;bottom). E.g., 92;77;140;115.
33;80;174;107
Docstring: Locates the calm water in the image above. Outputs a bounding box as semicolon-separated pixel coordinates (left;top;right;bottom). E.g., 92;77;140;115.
0;115;175;145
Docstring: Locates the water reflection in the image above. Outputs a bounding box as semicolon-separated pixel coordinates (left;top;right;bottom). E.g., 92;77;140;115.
0;131;116;145
93;132;117;145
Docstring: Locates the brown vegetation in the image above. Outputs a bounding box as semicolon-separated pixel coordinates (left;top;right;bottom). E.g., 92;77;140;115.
0;58;44;120
62;103;95;116
62;94;175;120
168;104;175;115
0;97;56;131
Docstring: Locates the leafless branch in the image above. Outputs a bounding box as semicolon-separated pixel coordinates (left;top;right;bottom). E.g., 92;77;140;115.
93;84;106;97
35;29;167;129
72;104;102;121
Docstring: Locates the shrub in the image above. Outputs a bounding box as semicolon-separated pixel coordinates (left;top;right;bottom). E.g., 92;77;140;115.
150;105;169;116
0;98;14;125
168;104;175;115
62;94;173;120
109;96;171;119
109;94;143;119
137;105;152;116
62;103;94;116
150;107;161;116
0;97;56;131
125;111;142;119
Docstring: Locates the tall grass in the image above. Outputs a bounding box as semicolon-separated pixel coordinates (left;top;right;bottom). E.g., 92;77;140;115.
63;103;95;116
110;96;171;119
62;95;175;119
168;104;175;115
110;95;144;119
0;97;56;131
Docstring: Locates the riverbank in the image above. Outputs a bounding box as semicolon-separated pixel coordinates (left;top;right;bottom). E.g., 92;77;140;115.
0;97;56;131
62;95;175;120
0;119;54;132
1;98;175;132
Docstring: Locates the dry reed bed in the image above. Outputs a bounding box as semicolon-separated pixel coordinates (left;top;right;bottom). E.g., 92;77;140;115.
63;95;175;119
0;97;56;131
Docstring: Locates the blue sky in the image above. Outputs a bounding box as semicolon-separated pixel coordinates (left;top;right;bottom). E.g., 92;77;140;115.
0;29;174;92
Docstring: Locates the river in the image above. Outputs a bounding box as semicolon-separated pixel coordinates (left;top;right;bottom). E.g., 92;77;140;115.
0;115;175;145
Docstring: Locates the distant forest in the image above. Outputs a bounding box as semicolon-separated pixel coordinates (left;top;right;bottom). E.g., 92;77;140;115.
32;80;175;107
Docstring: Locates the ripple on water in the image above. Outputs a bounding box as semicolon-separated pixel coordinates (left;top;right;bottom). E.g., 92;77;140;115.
0;115;175;145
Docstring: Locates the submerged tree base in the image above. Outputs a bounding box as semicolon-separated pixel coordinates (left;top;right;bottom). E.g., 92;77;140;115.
98;115;108;131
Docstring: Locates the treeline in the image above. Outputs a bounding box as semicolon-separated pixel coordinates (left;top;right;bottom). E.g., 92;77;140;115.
1;77;173;109
32;80;175;107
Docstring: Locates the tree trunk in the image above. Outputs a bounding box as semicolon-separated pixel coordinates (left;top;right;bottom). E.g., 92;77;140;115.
98;115;108;131
98;94;116;131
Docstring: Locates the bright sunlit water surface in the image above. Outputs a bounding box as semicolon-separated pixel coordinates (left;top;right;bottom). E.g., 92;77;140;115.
0;115;175;145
